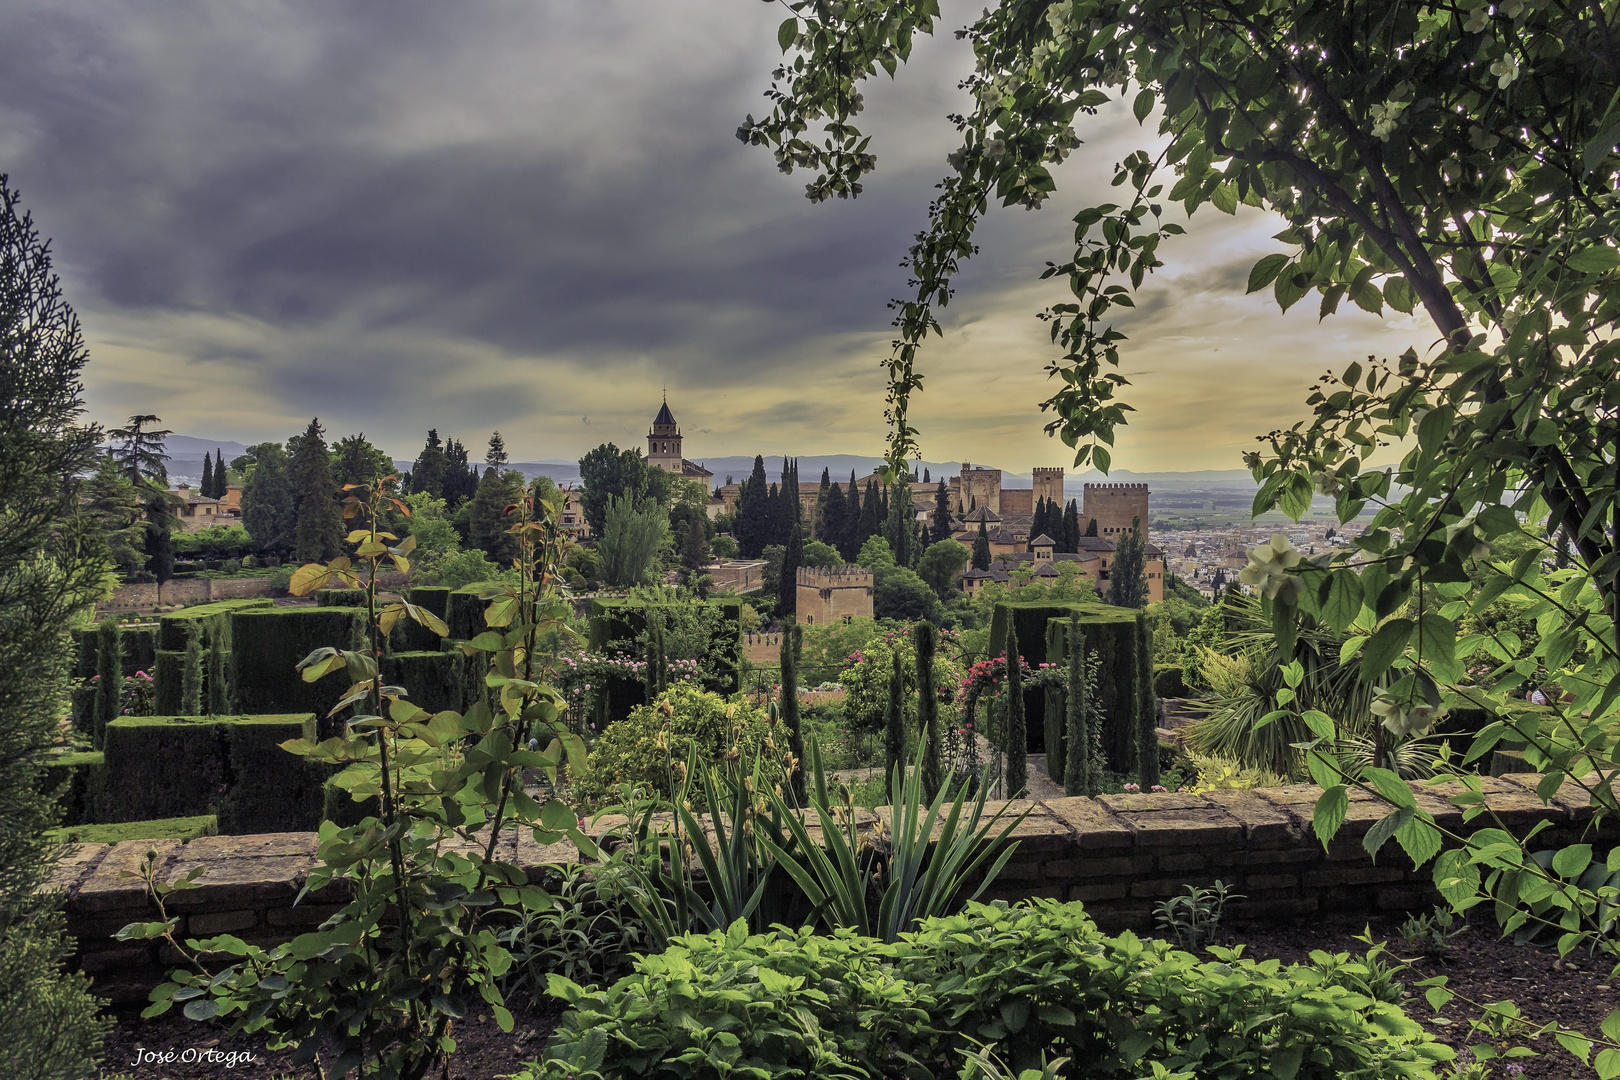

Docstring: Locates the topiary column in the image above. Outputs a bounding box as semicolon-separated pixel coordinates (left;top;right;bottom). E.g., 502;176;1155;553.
1136;610;1160;791
1064;613;1091;796
780;621;804;801
883;647;905;803
1005;622;1026;799
93;618;121;750
914;621;941;802
181;625;203;716
206;620;228;715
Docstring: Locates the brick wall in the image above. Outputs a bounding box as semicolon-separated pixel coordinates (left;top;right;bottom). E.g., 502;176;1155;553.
53;773;1609;1003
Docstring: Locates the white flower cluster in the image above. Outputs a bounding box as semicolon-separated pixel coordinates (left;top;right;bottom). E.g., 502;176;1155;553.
1238;532;1303;603
1490;53;1520;87
1370;100;1408;141
1372;693;1447;739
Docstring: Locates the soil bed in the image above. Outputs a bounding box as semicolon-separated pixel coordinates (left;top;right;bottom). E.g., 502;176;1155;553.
1232;913;1617;1079
99;998;561;1079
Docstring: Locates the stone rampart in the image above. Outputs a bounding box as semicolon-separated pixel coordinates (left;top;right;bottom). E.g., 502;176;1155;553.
54;773;1609;1003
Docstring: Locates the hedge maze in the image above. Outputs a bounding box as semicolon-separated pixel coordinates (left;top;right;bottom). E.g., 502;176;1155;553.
58;587;485;841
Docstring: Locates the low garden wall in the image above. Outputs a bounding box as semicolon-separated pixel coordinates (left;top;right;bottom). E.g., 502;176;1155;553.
96;571;411;613
52;772;1612;1004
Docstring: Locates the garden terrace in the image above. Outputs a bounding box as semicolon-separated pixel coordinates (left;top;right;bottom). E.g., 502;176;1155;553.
52;772;1611;1004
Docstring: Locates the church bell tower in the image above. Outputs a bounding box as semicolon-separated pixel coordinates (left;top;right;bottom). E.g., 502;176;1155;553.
647;394;683;472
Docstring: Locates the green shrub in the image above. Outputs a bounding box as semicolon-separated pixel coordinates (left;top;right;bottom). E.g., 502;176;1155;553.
382;650;471;714
1153;662;1188;699
588;597;743;692
567;683;786;811
152;649;185;714
446;584;491;641
159;598;269;651
533;900;1454;1080
322;764;378;828
48;815;217;845
314;587;368;607
1020;603;1145;772
230;608;362;717
43;751;103;827
215;714;327;834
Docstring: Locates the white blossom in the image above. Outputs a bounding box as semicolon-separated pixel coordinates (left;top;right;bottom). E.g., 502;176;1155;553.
1491;53;1520;87
1372;693;1447;739
1370;100;1408;141
1238;532;1303;602
1463;5;1491;32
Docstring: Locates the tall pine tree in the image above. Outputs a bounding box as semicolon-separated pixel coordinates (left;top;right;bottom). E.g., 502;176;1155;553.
819;477;846;551
201;451;214;498
735;455;770;558
409;429;448;498
214;448;228;497
486;431;508;471
290;418;342;563
884;480;916;567
1061;499;1082;553
1107;516;1148;608
842;472;861;560
778;458;803;614
468;466;519;566
972;520;992;570
858;478;882;548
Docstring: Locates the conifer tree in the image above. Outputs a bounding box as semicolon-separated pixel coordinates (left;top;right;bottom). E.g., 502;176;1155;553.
0;172;114;1073
240;442;295;553
442;438;477;510
780;622;805;801
972;520;991;570
778;460;803;614
1085;517;1098;537
1062;499;1082;553
486;431;508;472
409;429;448;499
467;466;519;566
111;414;177;600
201;451;214;498
1004;622;1026;798
181;624;203;716
818;478;846;550
1108;516;1148;608
1063;613;1092;796
931;478;952;543
842;472;861;560
915;621;941;802
735;455;770;558
93;619;120;751
1136;610;1160;791
207;625;228;715
883;648;905;803
858;478;882;547
923;467;930;483
214;448;228;497
291;418;343;563
883;480;915;567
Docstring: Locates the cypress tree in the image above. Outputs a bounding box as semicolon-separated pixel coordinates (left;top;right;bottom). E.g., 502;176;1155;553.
1062;499;1082;553
207;623;228;714
181;624;203;716
1085;516;1099;537
972;520;992;570
884;480;915;567
1064;613;1092;796
815;467;830;536
468;466;519;565
779;459;803;614
1004;622;1026;798
291;417;342;563
1136;610;1160;790
819;478;846;550
842;472;861;560
0;173;115;1072
201;451;214;498
736;455;770;558
409;429;448;498
93;618;121;750
214;448;229;498
1108;515;1148;608
142;485;176;601
780;622;805;801
915;621;941;802
931;478;952;543
883;648;905;803
859;478;882;546
644;611;667;700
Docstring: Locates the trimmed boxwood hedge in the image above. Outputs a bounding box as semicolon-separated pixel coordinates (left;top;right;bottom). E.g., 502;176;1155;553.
159;598;271;651
101;713;323;828
1153;662;1189;699
152;649;186;714
446;585;491;642
74;624;157;679
230;608;364;717
215;714;326;834
382;650;471;714
50;815;217;845
314;588;368;607
102;716;228;822
988;601;1144;774
45;751;104;827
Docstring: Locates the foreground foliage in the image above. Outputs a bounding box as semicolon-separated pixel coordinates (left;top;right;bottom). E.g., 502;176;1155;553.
530;899;1453;1080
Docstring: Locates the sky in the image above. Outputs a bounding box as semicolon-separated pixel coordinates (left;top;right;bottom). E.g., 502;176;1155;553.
0;0;1441;473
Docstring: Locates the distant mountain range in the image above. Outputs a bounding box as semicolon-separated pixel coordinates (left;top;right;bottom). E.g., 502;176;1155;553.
140;436;1265;495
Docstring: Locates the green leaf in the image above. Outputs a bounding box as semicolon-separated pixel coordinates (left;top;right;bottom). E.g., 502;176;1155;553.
1363;806;1412;860
1092;446;1111;474
183;998;221;1020
1319;571;1364;632
1313;785;1348;847
1133;88;1155;123
1557;1030;1593;1063
1426;985;1455;1012
1603;1008;1620;1044
1553;844;1593;879
1568;245;1620;272
1270;1044;1304;1080
1210;182;1238;215
1279;472;1313;521
1360;618;1414;681
1247;253;1289;294
778;17;797;51
1596;1047;1620;1080
1384;276;1416;313
1434;848;1481;907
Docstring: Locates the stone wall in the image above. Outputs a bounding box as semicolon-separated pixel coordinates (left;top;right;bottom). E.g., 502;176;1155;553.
53;773;1611;1003
97;571;412;614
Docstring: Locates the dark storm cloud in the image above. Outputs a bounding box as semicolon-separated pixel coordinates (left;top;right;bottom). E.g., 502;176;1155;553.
0;0;971;394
